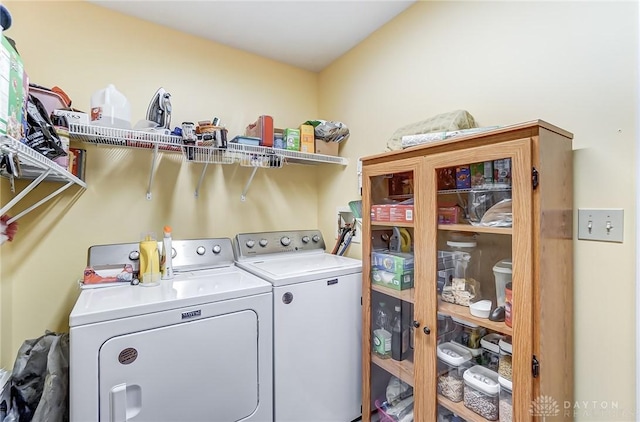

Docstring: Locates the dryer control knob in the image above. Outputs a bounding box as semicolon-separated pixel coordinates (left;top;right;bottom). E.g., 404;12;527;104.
196;246;206;255
129;251;140;260
259;239;268;247
312;235;321;243
301;236;310;243
212;245;221;254
280;236;291;247
246;240;256;248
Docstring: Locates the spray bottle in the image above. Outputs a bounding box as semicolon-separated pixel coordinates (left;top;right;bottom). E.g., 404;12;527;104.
161;226;174;280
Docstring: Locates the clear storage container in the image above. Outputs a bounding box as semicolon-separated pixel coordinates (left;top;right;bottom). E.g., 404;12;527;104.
498;337;513;381
437;342;472;402
493;259;512;308
463;365;500;421
441;233;481;307
498;375;513;422
480;333;504;372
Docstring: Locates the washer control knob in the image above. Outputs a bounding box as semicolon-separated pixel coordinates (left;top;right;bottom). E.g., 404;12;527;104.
212;245;222;254
259;239;269;247
246;240;256;248
196;246;206;255
312;235;321;243
280;236;291;247
301;236;310;244
129;251;140;260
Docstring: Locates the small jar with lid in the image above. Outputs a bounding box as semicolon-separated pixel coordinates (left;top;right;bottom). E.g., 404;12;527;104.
441;232;481;307
480;333;504;372
499;375;513;422
463;365;500;421
498;336;513;381
437;341;473;402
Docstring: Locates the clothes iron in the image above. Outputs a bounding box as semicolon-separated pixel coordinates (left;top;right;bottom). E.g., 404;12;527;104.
146;88;172;130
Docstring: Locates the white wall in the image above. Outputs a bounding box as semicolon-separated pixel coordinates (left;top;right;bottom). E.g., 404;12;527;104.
318;1;638;419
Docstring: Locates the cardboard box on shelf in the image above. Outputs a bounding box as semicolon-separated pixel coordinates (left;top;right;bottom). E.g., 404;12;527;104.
372;267;414;291
245;115;274;147
371;251;414;286
371;204;414;223
299;124;315;153
315;139;339;156
0;33;26;140
284;128;300;151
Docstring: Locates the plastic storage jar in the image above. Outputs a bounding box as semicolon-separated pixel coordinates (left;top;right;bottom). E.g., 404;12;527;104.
493;259;512;308
463;365;500;421
498;337;513;381
441;233;481;307
498;375;513;422
480;333;504;372
504;282;513;327
437;342;473;402
451;317;486;363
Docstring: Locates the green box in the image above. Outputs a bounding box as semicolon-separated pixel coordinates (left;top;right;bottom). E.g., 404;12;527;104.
0;33;26;140
371;267;414;290
284;128;300;151
470;161;493;187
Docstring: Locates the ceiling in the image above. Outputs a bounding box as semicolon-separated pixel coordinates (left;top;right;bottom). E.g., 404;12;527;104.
89;1;416;72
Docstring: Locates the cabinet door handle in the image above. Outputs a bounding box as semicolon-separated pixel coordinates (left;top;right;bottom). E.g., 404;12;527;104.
423;326;431;335
412;320;420;328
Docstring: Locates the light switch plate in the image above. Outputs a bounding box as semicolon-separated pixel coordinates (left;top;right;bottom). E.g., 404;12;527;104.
577;208;624;243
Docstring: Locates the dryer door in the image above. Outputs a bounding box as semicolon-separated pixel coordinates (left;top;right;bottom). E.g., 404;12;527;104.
99;310;259;421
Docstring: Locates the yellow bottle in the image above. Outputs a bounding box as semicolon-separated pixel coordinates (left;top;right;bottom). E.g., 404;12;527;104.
139;232;160;286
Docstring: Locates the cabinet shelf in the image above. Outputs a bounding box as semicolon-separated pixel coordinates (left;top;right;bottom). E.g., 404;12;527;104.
438;223;512;235
371;284;415;304
371;354;414;387
0;135;86;223
438;394;491;422
371;221;414;228
438;299;513;336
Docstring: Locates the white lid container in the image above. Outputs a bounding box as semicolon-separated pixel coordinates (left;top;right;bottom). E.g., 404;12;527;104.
480;333;505;354
463;365;500;395
437;341;473;367
499;338;513;354
493;259;512;307
90;84;131;129
498;375;512;392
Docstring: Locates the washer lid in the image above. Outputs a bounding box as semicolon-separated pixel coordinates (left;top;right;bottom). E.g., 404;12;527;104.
236;253;362;286
69;266;272;326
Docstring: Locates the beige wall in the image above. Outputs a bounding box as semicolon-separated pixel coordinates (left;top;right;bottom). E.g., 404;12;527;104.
0;1;321;367
318;1;638;420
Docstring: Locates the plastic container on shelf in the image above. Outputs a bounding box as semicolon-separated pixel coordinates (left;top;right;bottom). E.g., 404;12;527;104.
463;365;500;421
441;232;481;307
436;341;473;403
373;302;392;359
480;333;505;372
498;375;513;422
498;337;513;381
493;259;512;308
90;84;131;129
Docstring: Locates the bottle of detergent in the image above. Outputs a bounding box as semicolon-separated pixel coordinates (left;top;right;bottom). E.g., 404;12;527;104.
139;232;160;286
161;226;174;280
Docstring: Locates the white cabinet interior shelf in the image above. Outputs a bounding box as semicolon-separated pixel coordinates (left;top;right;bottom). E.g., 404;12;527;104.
0;135;87;224
68;123;348;200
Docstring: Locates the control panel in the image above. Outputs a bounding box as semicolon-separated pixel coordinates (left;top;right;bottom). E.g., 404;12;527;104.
235;230;326;257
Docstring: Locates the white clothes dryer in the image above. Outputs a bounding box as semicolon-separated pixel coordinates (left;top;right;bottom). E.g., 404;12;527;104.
234;230;362;422
69;238;273;422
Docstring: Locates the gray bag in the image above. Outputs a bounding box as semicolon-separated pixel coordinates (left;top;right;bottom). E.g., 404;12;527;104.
3;331;69;422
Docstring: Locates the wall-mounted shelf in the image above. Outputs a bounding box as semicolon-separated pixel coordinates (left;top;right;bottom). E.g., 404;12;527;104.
0;135;87;224
69;123;349;201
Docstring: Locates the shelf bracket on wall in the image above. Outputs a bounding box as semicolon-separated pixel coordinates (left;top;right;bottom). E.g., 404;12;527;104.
146;143;160;200
240;167;259;202
194;162;210;198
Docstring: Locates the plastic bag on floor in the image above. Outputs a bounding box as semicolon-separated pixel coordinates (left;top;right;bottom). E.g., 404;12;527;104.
3;331;69;422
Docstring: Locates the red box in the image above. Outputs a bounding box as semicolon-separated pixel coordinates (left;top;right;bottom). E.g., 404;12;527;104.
438;206;460;224
371;204;414;223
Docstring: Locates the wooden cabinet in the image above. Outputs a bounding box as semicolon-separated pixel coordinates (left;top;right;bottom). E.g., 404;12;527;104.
361;121;573;421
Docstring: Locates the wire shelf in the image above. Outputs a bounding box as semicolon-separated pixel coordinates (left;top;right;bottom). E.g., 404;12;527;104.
69;123;182;152
183;145;235;164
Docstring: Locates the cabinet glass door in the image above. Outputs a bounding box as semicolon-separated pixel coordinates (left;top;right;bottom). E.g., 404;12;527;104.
424;140;532;422
362;158;421;422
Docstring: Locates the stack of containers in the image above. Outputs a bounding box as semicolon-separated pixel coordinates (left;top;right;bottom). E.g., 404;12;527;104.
436;342;472;403
480;333;505;372
451;317;486;365
463;365;500;421
498;375;513;422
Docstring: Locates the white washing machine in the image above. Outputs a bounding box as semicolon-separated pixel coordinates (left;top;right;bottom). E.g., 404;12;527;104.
69;238;273;422
234;230;362;422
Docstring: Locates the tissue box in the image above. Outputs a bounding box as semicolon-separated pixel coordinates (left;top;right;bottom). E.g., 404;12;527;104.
372;267;414;290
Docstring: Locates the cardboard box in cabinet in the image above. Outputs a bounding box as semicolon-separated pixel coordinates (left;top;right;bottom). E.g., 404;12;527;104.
284;128;300;151
315;139;339;156
372;251;414;274
299;124;315;153
0;33;26;140
371;204;414;223
371;267;414;290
